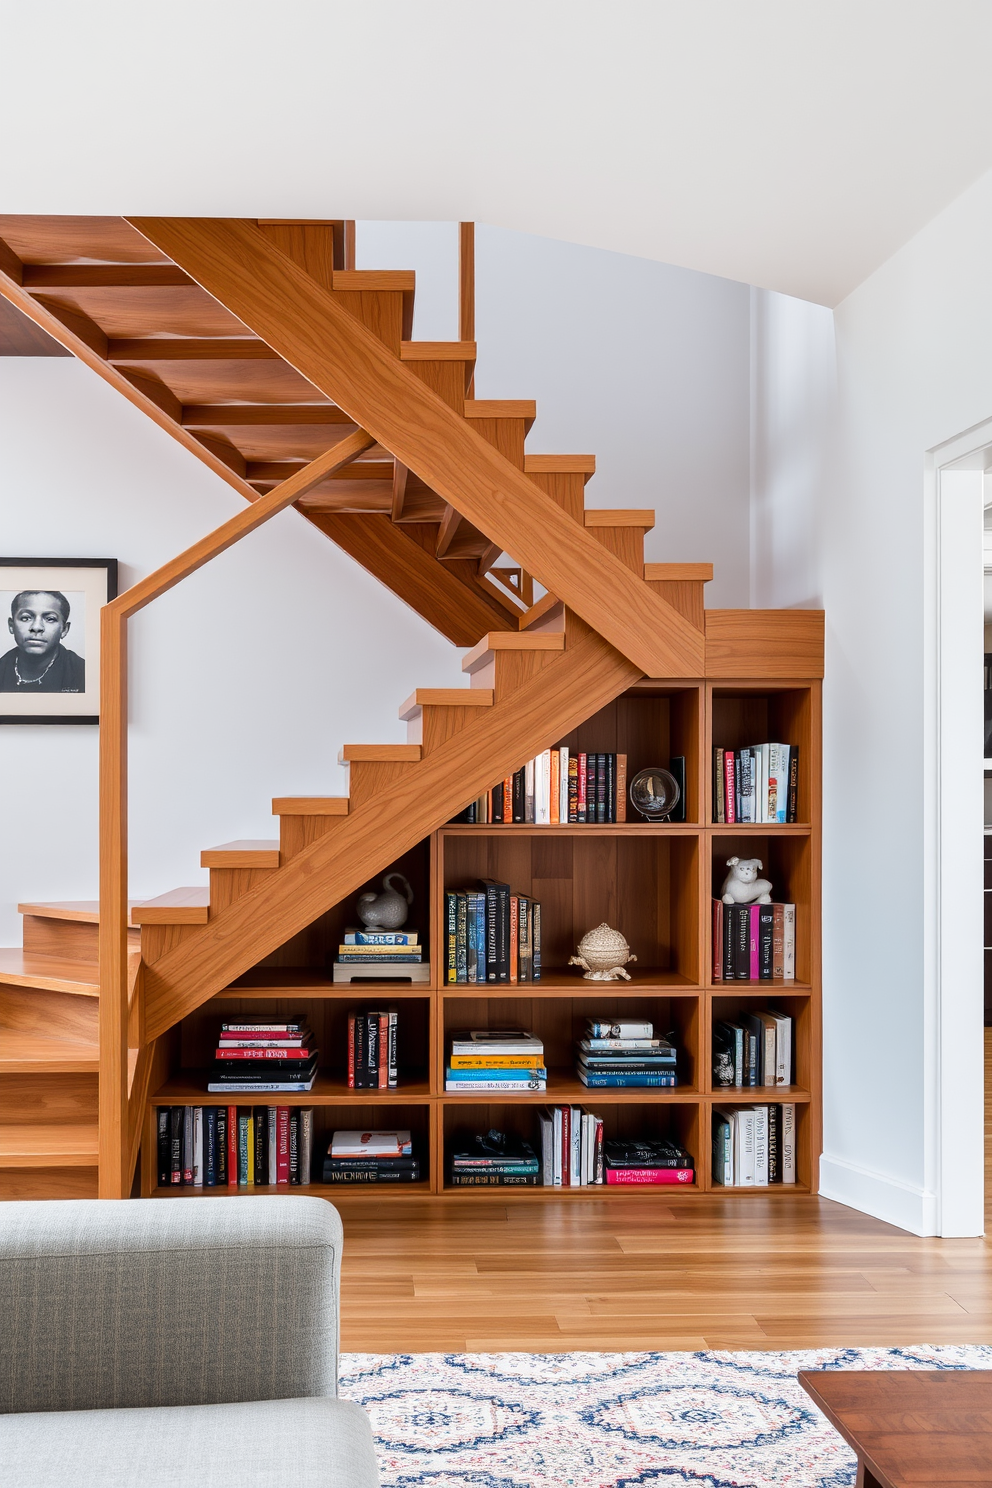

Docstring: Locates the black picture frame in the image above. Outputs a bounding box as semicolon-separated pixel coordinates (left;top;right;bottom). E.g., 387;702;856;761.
0;557;118;725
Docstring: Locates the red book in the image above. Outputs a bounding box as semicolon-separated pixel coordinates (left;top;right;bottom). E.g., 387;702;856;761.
503;774;513;823
712;899;723;982
215;1047;313;1060
723;750;736;823
605;1168;695;1185
509;895;519;984
379;1012;388;1090
348;1014;355;1089
749;905;760;980
227;1105;238;1186
276;1107;290;1184
561;1105;570;1187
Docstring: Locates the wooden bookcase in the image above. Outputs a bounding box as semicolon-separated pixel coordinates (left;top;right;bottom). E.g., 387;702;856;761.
142;674;821;1201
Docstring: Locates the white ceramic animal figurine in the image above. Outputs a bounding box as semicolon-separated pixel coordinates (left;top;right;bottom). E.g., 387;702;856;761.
357;872;414;930
720;856;773;905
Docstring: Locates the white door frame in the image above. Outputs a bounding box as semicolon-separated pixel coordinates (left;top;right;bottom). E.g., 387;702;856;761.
924;416;990;1236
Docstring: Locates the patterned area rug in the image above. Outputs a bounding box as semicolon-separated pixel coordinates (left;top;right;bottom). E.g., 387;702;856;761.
339;1346;992;1486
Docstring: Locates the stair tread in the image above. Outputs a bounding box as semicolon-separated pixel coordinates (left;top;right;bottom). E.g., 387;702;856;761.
272;797;349;816
200;840;280;868
339;744;422;763
0;949;99;996
523;453;596;475
398;688;494;720
17;900;143;927
462;630;566;673
0;1122;99;1167
0;1029;99;1073
585;508;656;529
644;562;714;582
400;341;476;361
130;887;210;925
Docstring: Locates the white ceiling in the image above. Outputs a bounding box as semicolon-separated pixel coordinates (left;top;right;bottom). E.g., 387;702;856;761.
3;1;992;306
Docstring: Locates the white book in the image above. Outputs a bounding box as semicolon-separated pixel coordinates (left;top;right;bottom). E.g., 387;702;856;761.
713;1108;735;1185
753;1105;769;1186
525;757;535;823
538;1111;554;1187
192;1106;203;1186
570;1105;582;1186
332;1129;412;1157
552;1107;562;1185
761;743;771;822
782;903;796;980
770;1012;792;1086
738;1108;756;1186
267;1106;278;1185
536;749;552;824
768;743;789;822
559;747;570;822
781;1102;796;1183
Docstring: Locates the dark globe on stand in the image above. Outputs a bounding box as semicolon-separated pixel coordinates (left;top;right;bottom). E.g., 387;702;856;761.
629;766;681;821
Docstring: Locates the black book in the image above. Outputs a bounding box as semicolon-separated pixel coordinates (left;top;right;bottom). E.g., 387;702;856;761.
212;1056;319;1080
585;754;596;823
512;768;525;823
479;879;509;983
722;905;735;981
324;1165;421;1183
713;1020;744;1086
449;1173;539;1186
532;900;542;980
733;903;751;980
595;753;607;823
757;903;774;979
289;1108;300;1184
787;747;800;823
324;1156;421;1173
204;1106;218;1187
740;1014;763;1085
216;1106;228;1186
492;780;503;822
604;1139;693;1169
669;756;686;822
366;1013;380;1086
767;1103;781;1183
157;1109;170;1187
451;1131;536;1164
253;1108;266;1186
353;1013;367;1088
169;1105;183;1185
734;752;742;820
605;752;615;823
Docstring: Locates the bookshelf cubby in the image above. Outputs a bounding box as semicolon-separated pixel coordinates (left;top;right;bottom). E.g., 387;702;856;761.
142;668;821;1202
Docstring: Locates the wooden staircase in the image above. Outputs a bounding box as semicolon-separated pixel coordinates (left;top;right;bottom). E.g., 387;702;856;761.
0;215;719;1198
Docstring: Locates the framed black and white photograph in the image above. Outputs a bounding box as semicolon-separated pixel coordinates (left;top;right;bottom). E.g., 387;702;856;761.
0;558;118;724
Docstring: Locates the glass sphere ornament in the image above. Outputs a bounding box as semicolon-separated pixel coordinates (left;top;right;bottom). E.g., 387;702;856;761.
629;766;681;822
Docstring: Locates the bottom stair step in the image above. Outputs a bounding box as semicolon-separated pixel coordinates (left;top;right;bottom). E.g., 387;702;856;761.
0;949;99;997
0;1030;99;1073
0;1123;99;1168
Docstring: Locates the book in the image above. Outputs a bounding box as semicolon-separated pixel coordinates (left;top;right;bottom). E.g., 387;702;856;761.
446;1077;547;1092
215;1046;314;1059
449;1053;545;1068
450;1172;539;1185
344;930;418;945
669;755;686;822
208;1077;316;1093
587;1020;653;1039
450;1030;544;1056
327;1166;421;1183
445;1066;548;1081
580;1037;663;1050
603;1139;692;1169
787;747;800;822
445;891;458;983
331;1129;413;1158
300;1108;313;1185
578;1072;677;1088
221;1018;306;1033
204;1106;217;1186
605;1168;695;1185
616;752;627;822
157;1108;170;1187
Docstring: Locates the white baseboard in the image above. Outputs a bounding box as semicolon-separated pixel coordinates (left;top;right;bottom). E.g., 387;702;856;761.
818;1153;939;1236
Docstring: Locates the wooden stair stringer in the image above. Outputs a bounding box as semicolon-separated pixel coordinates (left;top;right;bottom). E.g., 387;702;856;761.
142;616;641;1040
126;217;704;678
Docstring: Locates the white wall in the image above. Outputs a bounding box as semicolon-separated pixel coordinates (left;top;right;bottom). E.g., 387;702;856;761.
0;227;752;946
753;168;992;1235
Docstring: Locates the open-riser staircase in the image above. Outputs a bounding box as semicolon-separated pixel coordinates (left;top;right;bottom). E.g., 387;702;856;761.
0;216;728;1198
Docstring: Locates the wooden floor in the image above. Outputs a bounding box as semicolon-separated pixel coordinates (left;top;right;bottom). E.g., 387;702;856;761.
336;1033;992;1353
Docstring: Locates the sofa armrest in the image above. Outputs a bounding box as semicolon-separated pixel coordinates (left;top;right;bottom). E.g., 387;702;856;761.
0;1195;342;1415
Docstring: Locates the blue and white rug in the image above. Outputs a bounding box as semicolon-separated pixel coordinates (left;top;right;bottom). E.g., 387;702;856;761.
339;1346;992;1487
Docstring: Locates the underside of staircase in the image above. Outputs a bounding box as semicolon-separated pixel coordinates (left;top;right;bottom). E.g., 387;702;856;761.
0;215;814;1199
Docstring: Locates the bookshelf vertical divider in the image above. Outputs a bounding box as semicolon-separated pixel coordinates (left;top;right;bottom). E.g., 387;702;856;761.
144;656;822;1201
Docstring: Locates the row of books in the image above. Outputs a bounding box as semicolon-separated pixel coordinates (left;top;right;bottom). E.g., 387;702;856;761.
446;1030;546;1092
450;1128;540;1185
575;1018;678;1088
207;1016;319;1093
713;1010;794;1088
713;744;799;823
156;1105;314;1187
456;750;684;825
336;928;422;968
347;1009;399;1089
445;885;542;983
712;900;796;981
536;1107;603;1185
321;1128;420;1184
451;1122;696;1187
712;1104;797;1185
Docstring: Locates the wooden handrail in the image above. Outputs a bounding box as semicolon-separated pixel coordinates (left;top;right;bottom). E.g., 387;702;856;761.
97;427;374;1197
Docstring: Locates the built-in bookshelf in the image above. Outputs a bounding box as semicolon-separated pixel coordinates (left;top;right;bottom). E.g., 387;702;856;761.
142;677;821;1200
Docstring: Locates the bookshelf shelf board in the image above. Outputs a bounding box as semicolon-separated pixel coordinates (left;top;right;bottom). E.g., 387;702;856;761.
440;969;700;996
440;1071;694;1104
441;824;701;837
706;1085;811;1104
705;980;812;995
441;1181;701;1197
150;1072;433;1104
706;823;810;835
214;981;429;1000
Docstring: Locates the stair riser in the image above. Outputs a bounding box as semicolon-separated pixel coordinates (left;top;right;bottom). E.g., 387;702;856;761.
331;289;407;354
405;705;489;754
279;815;344;861
644;577;706;631
589;525;649;574
141;922;203;967
21;915;140;963
345;760;420;809
405;359;468;413
525;469;585;523
0;1072;97;1125
0;1169;98;1199
208;866;279;913
468;648;561;699
465;415;527;468
0;987;97;1041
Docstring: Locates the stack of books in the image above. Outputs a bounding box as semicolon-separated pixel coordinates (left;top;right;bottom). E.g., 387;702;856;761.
712;900;796;981
156;1105;313;1187
576;1019;678;1088
712;1104;796;1185
445;1030;547;1093
713;1010;793;1088
444;883;542;983
333;928;428;984
604;1138;695;1186
455;748;681;825
347;1008;398;1089
207;1015;318;1093
713;743;798;823
536;1105;604;1185
322;1128;420;1184
449;1129;540;1186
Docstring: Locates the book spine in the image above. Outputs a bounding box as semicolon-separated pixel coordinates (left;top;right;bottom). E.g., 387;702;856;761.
715;747;725;823
485;883;499;980
594;1117;604;1184
712;899;723;981
456;893;468;982
781;1102;796;1183
215;1047;314;1059
605;1168;695;1185
366;1013;379;1088
561;1105;570;1187
733;904;750;980
157;1108;170;1187
532;901;541;981
238;1111;250;1186
772;903;785;978
347;1013;355;1088
509;895;519;984
724;750;736;823
193;1106;203;1186
289;1107;300;1184
169;1106;183;1184
549;748;560;824
787;746;799;822
518;896;530;983
204;1106;217;1187
445;1078;547;1092
267;1105;278;1185
605;752;615;823
525;757;535;822
577;752;588;822
767;1101;780;1183
580;1073;678;1087
513;766;525;823
758;903;774;979
466;892;479;984
567;754;579;822
503;773;513;824
354;1012;366;1088
227;1106;237;1185
783;903;796;979
388;1007;398;1088
222;1021;303;1033
754;1104;769;1185
300;1108;313;1185
216;1105;228;1186
749;904;760;980
277;1106;290;1184
559;746;570;823
254;1108;266;1186
182;1106;193;1184
445;891;458;983
379;1011;389;1089
596;753;607;823
616;752;627;822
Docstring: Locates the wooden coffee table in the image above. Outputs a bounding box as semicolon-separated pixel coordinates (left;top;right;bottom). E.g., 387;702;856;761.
799;1369;992;1487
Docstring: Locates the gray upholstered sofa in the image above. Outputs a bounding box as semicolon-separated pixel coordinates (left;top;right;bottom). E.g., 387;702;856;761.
0;1195;379;1488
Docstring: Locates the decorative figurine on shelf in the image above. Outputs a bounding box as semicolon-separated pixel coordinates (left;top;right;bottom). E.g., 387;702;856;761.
356;872;414;930
720;856;773;905
629;766;681;822
569;923;637;981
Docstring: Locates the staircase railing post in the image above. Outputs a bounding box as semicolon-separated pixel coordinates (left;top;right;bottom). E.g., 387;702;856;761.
459;222;475;397
98;606;129;1197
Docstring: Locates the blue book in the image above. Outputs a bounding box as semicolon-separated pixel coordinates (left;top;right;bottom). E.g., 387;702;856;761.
344;931;418;945
204;1107;218;1186
577;1072;678;1088
445;1065;548;1081
468;891;486;983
